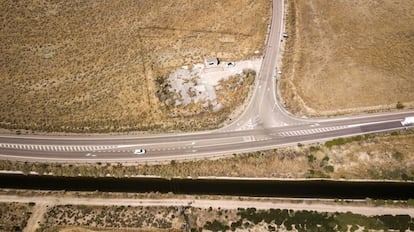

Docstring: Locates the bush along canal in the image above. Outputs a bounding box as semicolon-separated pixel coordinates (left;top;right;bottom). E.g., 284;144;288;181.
0;174;413;200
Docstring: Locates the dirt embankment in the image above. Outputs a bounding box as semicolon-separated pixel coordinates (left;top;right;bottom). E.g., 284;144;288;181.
280;0;414;116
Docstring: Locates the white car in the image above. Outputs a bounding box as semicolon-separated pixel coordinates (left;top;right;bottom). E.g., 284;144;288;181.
133;149;146;155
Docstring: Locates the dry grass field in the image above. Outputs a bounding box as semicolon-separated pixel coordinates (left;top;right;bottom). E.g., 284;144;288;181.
0;0;270;133
280;0;414;116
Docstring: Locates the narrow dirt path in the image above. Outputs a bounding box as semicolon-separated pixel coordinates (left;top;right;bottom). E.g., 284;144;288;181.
23;202;49;232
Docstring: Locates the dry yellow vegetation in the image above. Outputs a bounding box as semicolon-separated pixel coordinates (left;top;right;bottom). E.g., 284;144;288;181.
0;0;270;133
280;0;414;116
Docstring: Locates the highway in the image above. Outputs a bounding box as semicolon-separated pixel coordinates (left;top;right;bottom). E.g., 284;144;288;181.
0;0;413;163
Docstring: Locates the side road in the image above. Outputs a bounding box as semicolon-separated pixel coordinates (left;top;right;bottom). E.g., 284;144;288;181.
2;195;412;216
1;194;413;232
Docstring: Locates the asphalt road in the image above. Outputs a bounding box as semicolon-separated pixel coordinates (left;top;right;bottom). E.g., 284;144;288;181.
0;0;413;163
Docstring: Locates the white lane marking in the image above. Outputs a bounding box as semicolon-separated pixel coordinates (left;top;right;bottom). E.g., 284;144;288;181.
0;143;124;152
243;136;256;142
278;126;348;137
236;117;260;131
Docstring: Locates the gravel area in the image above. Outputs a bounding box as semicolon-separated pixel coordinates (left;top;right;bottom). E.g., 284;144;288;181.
168;59;261;109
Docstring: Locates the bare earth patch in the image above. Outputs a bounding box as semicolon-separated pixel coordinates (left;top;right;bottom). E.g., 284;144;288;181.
280;0;414;116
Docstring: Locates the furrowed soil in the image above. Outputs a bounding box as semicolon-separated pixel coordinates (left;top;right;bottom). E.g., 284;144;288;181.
0;0;270;133
280;0;414;116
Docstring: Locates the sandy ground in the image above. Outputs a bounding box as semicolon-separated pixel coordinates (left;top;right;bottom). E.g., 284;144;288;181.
23;203;48;232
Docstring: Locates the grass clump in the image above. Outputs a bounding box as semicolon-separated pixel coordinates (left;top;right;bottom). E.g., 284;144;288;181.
325;135;364;148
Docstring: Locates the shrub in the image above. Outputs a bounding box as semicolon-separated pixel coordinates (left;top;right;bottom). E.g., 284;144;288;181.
307;154;316;163
309;146;320;153
325;135;365;148
324;165;334;173
396;101;405;109
204;220;229;231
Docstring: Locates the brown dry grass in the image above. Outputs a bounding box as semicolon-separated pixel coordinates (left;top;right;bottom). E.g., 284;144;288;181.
0;0;270;133
280;0;414;116
328;131;414;179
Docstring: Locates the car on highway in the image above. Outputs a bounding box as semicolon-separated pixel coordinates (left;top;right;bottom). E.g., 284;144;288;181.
133;149;146;155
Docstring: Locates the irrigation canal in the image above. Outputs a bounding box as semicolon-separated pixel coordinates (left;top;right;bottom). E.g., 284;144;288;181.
0;174;413;200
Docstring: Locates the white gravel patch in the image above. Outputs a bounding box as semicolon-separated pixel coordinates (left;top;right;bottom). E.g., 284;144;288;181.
167;59;262;108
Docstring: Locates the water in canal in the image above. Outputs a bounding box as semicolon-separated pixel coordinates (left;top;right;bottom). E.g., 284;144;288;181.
0;174;413;200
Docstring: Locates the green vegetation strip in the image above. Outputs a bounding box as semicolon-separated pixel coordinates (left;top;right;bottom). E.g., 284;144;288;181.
38;204;414;231
205;208;414;232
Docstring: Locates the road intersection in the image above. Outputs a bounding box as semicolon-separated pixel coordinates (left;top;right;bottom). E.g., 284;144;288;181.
0;0;413;163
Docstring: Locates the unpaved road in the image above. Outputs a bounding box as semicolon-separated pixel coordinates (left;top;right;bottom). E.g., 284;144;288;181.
23;203;48;232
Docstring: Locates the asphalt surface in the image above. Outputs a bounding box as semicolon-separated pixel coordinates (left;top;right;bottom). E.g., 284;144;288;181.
0;0;413;163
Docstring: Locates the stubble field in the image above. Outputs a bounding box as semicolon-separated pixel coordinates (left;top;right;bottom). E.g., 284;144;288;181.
280;0;414;116
0;0;270;133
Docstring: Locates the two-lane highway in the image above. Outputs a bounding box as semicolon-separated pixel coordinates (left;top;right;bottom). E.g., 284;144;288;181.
0;111;412;162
